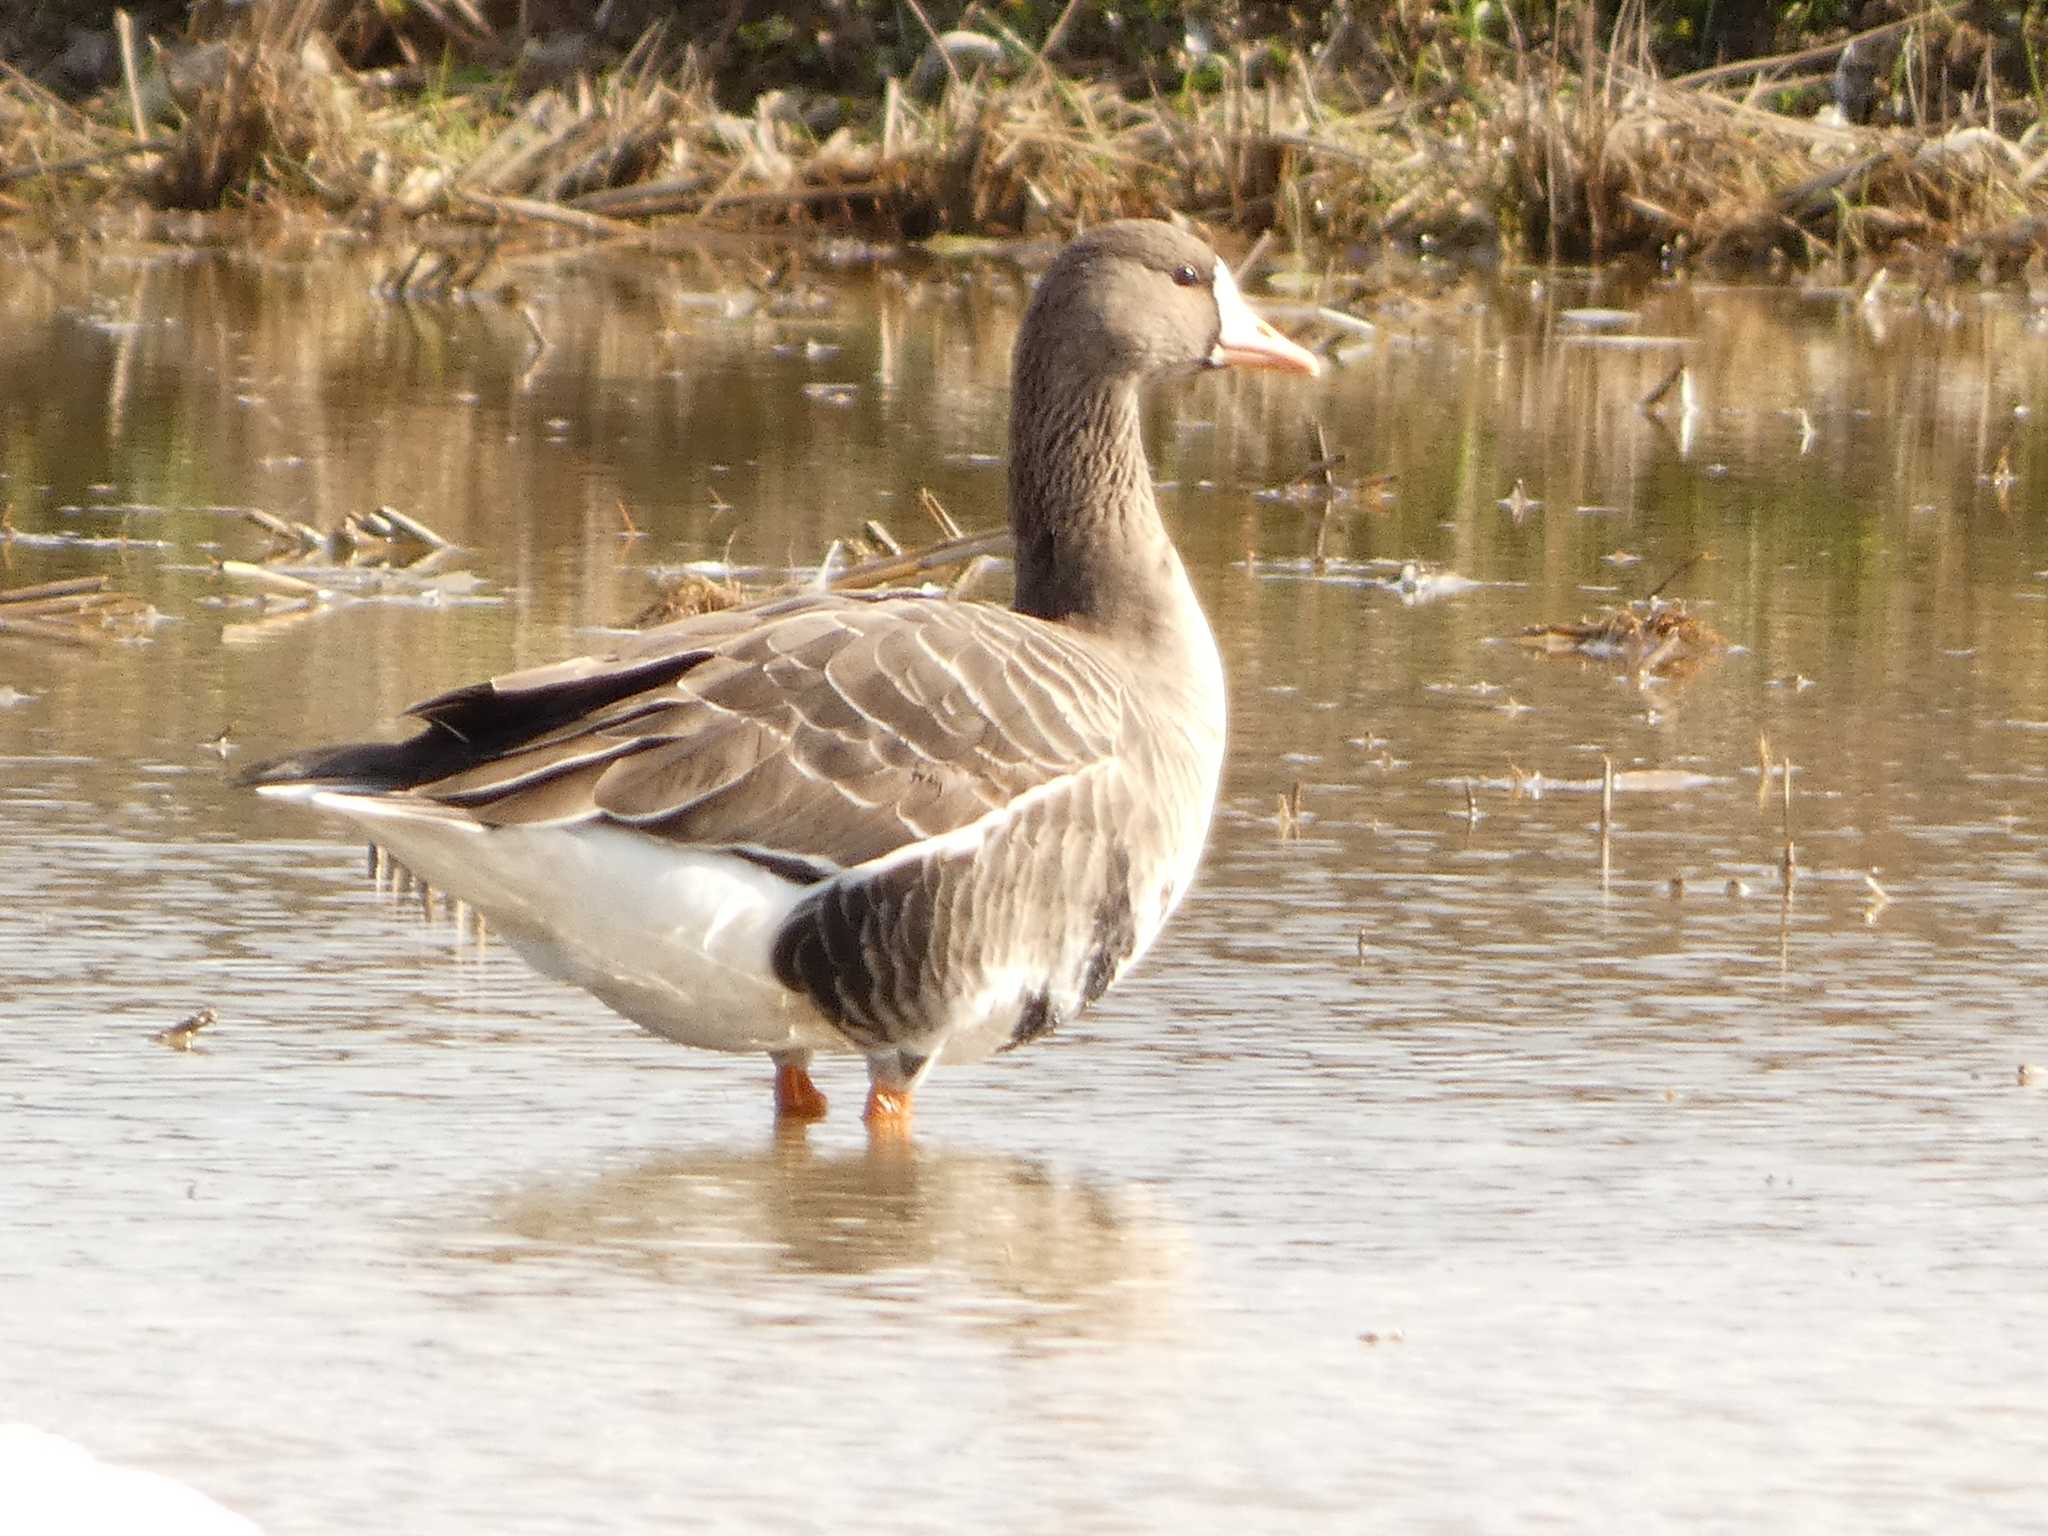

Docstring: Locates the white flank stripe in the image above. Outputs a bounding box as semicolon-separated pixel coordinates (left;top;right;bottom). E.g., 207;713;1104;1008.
843;760;1107;881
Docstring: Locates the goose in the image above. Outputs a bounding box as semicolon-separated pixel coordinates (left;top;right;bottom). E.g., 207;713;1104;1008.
242;220;1318;1135
0;1424;262;1535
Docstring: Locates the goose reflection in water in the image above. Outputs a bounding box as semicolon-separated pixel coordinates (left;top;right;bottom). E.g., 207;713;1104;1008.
466;1140;1188;1334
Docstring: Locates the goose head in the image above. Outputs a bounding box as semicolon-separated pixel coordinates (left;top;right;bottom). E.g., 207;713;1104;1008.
1015;220;1321;385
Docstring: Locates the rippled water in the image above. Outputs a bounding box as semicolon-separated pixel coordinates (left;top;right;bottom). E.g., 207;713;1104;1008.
3;239;2045;1532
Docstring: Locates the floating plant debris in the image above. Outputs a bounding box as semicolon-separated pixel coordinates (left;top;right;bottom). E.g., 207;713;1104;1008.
212;503;491;641
629;568;747;627
0;575;159;645
1513;597;1724;680
632;526;1010;629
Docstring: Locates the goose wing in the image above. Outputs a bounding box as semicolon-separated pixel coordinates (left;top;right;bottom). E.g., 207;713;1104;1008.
255;591;1129;878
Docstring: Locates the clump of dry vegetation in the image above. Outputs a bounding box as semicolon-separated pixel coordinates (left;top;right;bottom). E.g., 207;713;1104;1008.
1481;1;2048;270
628;568;746;627
1515;594;1726;681
6;2;2048;273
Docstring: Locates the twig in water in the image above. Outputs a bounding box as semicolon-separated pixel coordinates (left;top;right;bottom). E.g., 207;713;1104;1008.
519;304;549;358
1639;360;1686;412
375;506;453;549
616;500;643;539
1306;419;1340;569
237;506;304;548
1640;552;1706;603
1277;780;1303;839
918;487;964;541
1284;456;1351;490
1;576;116;610
1308;421;1337;496
1989;436;2017;491
218;559;327;601
823;529;1009;593
1779;757;1798;883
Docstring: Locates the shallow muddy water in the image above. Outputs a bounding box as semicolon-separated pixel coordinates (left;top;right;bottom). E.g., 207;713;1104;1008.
2;238;2045;1533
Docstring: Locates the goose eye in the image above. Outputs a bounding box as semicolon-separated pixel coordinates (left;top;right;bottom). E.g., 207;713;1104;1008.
1171;263;1202;288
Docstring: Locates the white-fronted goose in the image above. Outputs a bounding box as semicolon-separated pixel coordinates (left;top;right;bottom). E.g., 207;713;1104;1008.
243;220;1318;1135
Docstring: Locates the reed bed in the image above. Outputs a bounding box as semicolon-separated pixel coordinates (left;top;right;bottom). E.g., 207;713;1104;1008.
6;3;2048;271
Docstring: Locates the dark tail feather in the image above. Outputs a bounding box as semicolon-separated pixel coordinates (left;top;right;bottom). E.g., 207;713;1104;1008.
235;730;472;793
239;644;712;796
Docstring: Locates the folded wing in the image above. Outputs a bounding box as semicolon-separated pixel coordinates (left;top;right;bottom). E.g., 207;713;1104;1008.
248;590;1130;879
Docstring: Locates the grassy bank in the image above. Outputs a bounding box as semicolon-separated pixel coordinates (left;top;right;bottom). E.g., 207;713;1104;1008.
6;2;2048;275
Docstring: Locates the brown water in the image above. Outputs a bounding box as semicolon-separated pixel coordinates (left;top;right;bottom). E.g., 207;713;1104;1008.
2;239;2045;1532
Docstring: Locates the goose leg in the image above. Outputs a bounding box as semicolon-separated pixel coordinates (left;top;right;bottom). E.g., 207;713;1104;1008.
771;1049;830;1122
862;1049;931;1140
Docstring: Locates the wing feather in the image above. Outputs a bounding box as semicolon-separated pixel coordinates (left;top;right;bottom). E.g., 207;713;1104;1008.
364;591;1131;871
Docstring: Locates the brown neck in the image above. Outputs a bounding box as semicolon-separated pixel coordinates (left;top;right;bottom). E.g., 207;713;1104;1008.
1007;350;1188;641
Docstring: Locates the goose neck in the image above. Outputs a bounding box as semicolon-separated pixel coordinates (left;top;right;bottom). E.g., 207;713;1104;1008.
1007;368;1186;639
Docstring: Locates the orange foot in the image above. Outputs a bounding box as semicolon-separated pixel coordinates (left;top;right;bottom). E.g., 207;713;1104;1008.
773;1061;830;1122
863;1084;915;1140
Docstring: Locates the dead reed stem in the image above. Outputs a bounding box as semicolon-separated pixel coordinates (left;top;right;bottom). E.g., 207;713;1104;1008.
114;10;148;147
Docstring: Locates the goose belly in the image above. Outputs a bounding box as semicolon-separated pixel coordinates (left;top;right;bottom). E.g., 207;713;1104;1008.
289;793;841;1054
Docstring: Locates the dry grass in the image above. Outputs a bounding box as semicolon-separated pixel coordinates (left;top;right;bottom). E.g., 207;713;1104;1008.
1476;1;2048;271
5;1;2048;271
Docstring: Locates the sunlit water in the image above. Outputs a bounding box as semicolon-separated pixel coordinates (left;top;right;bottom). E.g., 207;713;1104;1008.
2;238;2045;1532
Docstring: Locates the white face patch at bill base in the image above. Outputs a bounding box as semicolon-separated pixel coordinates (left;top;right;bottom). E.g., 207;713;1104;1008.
1208;261;1321;376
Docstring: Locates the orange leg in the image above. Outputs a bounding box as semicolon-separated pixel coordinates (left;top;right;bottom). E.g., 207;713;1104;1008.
863;1083;915;1140
772;1055;830;1122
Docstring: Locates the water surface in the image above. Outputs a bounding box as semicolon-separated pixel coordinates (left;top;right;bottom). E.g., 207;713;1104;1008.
2;240;2045;1532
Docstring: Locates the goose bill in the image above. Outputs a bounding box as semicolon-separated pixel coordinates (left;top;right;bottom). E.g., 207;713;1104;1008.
1209;263;1321;376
